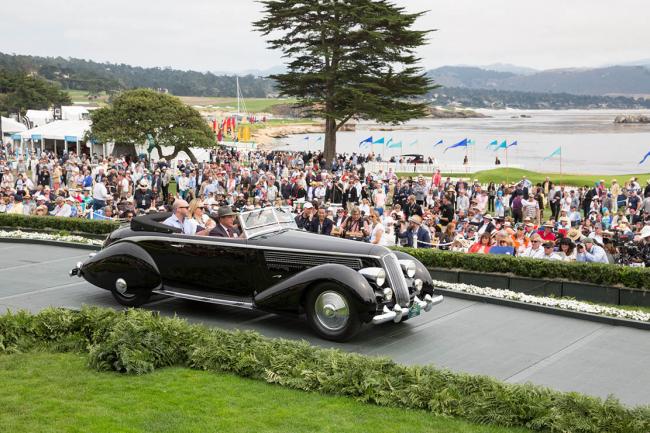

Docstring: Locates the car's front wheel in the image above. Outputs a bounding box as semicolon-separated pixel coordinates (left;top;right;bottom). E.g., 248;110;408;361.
305;283;361;342
110;278;151;307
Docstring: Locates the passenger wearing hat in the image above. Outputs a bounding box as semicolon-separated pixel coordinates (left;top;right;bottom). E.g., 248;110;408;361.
398;214;432;248
209;206;241;238
576;237;608;264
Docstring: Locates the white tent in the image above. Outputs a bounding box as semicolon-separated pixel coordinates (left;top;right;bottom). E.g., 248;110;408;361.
62;105;94;121
19;119;91;141
1;116;27;134
25;109;53;127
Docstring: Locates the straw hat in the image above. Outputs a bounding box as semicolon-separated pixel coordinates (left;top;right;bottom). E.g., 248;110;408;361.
567;228;581;242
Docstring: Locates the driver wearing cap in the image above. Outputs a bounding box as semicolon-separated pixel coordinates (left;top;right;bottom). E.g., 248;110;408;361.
209;206;242;238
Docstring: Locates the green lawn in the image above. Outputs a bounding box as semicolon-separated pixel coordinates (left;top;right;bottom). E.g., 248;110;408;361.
397;168;650;187
66;89;109;105
177;96;298;113
0;352;528;433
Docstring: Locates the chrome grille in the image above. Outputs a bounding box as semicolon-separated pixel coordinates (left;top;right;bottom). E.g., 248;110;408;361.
264;251;363;271
382;253;410;307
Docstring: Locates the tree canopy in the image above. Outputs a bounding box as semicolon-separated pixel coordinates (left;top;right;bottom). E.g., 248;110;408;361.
254;0;435;164
0;52;275;98
0;69;71;116
88;89;215;162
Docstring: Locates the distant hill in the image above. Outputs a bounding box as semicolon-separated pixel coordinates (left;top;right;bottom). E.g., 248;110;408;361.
427;65;650;96
0;52;275;97
429;86;650;110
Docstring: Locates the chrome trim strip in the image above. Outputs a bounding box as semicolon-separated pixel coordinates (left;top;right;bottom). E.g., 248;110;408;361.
381;253;410;307
152;289;255;309
115;235;381;259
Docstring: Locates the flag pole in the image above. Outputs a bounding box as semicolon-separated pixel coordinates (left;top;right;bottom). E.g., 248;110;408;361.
560;145;563;176
506;145;509;184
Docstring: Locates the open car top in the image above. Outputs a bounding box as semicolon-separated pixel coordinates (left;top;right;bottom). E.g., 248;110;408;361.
129;207;297;238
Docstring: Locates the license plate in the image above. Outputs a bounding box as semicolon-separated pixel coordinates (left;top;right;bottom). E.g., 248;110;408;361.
408;303;421;319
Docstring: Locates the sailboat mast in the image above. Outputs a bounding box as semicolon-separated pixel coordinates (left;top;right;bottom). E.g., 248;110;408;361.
236;76;240;115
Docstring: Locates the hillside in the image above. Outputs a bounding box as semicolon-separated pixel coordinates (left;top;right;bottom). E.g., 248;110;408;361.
427;65;650;96
429;86;650;109
0;52;275;97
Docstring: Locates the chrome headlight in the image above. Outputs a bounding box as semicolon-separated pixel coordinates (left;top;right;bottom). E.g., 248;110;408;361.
359;267;386;287
399;260;416;278
382;287;393;301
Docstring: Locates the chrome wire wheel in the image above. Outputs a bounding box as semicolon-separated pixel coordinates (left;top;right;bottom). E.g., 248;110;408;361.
314;291;350;332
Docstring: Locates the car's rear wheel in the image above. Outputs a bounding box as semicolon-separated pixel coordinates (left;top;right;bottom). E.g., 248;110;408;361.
110;278;151;307
305;283;361;342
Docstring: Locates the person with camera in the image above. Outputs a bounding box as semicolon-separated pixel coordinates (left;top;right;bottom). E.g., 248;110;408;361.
576;237;608;264
397;215;432;248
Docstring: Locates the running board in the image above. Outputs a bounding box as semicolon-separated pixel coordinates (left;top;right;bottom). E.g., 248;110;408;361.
152;288;254;310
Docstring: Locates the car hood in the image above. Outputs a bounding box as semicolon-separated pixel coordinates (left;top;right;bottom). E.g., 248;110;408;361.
248;229;389;258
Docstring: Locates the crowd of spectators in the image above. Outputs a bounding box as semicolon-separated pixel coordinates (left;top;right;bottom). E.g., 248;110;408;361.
2;145;650;266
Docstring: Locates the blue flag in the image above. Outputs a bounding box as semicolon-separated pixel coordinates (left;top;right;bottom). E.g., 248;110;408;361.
434;139;444;147
544;147;562;160
373;137;385;145
507;140;518;148
387;140;403;149
444;138;468;153
303;136;310;141
407;139;418;147
486;139;498;149
639;151;650;165
467;139;475;145
315;136;323;142
494;140;508;151
359;136;373;146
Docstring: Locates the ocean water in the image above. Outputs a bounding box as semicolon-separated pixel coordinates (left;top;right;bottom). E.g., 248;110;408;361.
275;109;650;174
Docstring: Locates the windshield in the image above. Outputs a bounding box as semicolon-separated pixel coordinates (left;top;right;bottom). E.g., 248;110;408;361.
239;207;297;238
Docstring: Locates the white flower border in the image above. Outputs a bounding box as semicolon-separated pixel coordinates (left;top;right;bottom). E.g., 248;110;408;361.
0;230;103;247
433;279;650;323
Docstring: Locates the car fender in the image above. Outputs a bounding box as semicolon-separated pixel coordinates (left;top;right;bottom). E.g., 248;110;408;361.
80;241;161;294
254;263;377;321
391;250;435;296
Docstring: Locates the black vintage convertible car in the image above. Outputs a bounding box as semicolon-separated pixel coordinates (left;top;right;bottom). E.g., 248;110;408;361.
70;208;443;341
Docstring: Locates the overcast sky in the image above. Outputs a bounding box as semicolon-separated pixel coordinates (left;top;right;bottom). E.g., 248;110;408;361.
2;0;648;73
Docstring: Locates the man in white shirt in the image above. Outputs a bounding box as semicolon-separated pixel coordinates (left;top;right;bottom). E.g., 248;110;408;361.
540;241;561;260
521;235;545;259
163;199;197;235
50;196;72;217
92;178;110;211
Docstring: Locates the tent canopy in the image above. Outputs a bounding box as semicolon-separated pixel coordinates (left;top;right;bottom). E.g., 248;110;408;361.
19;120;91;141
1;117;27;134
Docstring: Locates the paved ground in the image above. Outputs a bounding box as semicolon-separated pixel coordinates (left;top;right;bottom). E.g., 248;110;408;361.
1;242;648;407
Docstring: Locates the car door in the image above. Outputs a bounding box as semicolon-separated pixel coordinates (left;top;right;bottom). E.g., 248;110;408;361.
136;236;256;296
181;237;258;296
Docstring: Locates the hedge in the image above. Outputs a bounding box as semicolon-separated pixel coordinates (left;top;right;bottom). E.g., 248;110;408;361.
396;247;650;292
0;213;119;235
1;307;648;433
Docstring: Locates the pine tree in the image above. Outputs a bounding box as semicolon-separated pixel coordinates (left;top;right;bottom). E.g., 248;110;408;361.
255;0;436;165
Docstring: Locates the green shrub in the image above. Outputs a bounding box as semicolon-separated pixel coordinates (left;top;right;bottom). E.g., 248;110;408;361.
1;307;648;433
396;247;650;291
0;213;118;235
